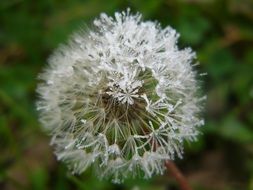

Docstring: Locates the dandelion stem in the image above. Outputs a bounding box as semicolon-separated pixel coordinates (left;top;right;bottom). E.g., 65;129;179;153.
165;160;192;190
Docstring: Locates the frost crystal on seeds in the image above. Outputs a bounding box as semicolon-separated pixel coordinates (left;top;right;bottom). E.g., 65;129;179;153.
36;9;205;183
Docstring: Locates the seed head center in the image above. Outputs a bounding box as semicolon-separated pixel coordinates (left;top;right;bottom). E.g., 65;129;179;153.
99;80;146;123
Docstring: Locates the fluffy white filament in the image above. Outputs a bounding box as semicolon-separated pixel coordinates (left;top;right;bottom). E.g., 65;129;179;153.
36;9;204;183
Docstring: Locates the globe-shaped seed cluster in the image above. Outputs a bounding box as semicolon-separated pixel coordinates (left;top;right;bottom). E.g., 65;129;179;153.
36;10;204;183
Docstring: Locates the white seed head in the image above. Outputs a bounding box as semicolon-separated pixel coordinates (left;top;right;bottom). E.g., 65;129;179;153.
36;9;204;183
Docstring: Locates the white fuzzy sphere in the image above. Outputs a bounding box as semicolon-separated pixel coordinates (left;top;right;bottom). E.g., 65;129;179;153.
36;10;204;183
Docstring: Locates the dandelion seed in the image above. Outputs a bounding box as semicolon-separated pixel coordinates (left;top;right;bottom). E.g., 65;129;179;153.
36;9;204;183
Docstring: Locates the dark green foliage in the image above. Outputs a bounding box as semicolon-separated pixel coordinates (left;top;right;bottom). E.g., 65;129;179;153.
0;0;253;189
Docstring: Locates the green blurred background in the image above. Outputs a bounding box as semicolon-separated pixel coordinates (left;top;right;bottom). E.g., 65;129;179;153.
0;0;253;189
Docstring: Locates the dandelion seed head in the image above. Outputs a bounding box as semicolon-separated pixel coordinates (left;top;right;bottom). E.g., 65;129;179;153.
37;9;204;183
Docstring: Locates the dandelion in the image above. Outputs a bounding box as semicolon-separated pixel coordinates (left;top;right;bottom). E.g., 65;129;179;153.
36;9;205;183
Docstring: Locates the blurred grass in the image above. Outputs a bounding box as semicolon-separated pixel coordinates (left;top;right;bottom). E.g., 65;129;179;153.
0;0;253;190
